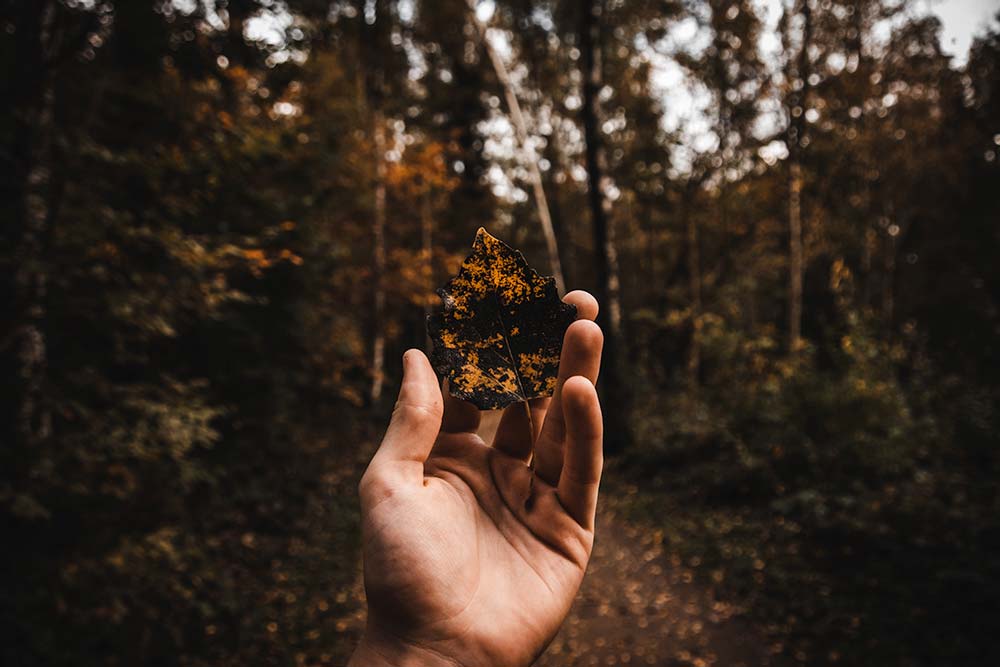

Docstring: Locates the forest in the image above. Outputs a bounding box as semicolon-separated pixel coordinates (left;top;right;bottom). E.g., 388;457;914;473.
2;0;999;665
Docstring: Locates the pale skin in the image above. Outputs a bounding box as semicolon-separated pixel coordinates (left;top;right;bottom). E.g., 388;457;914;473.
349;291;605;667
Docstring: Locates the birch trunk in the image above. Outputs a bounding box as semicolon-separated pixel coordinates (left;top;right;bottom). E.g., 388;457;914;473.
468;0;565;295
785;0;812;353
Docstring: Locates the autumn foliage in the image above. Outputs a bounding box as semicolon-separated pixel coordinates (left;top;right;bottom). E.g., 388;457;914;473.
2;1;999;666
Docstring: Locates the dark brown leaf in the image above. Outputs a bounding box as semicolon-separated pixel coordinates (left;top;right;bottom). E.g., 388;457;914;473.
427;228;576;410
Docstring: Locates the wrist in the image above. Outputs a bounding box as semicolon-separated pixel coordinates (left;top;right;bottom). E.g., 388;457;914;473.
348;629;464;667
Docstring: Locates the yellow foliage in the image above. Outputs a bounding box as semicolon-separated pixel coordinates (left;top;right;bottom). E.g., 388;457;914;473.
241;247;303;276
385;141;459;197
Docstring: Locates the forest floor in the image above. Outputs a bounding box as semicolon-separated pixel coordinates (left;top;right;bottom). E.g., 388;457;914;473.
333;463;782;667
535;477;779;667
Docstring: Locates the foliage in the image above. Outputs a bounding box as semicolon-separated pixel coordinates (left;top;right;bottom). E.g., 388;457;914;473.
2;1;998;666
625;256;999;666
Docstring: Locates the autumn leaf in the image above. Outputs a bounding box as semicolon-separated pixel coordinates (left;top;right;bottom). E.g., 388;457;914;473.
427;228;576;410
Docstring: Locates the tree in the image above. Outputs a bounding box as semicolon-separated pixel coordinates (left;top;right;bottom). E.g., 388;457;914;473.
359;0;393;403
782;0;813;351
578;0;632;451
3;0;60;456
468;0;566;293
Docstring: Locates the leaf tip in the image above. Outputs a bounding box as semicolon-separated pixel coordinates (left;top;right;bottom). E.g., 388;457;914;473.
474;226;495;244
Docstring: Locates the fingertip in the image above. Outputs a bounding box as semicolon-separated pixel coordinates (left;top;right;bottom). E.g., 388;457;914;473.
404;348;439;381
402;348;425;368
563;375;598;407
564;290;599;321
566;319;604;350
395;348;441;413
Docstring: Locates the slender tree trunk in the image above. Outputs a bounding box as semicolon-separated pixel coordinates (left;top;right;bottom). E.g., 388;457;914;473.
580;0;630;451
468;1;565;294
882;233;894;325
421;189;434;349
370;110;387;403
360;0;389;404
788;160;803;349
850;6;874;314
684;182;702;389
785;0;811;353
862;226;874;307
543;123;572;286
7;1;57;448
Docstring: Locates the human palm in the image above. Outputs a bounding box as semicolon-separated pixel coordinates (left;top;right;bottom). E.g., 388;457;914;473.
351;292;604;667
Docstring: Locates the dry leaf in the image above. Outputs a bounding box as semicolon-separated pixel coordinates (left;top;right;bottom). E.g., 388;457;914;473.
427;228;576;409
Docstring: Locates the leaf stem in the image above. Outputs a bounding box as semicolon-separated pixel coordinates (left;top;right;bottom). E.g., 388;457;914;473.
523;400;535;453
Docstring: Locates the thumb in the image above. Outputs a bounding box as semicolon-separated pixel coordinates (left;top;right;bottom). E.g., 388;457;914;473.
374;349;443;470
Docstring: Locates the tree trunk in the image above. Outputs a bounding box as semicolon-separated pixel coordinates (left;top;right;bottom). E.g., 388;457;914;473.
882;232;895;326
544;121;573;287
785;0;812;353
360;0;389;404
788;159;803;350
684;181;702;389
6;1;57;449
421;189;434;349
469;1;565;294
580;0;631;451
861;225;875;307
370;110;387;403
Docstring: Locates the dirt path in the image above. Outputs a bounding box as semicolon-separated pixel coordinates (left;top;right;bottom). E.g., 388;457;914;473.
335;479;777;666
535;492;775;666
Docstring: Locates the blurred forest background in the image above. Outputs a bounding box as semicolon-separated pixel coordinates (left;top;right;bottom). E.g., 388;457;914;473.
2;0;999;665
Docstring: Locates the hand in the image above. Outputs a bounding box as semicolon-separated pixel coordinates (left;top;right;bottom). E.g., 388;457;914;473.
349;291;604;667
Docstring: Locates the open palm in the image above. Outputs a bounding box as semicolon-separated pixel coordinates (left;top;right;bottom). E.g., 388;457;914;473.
351;292;604;667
